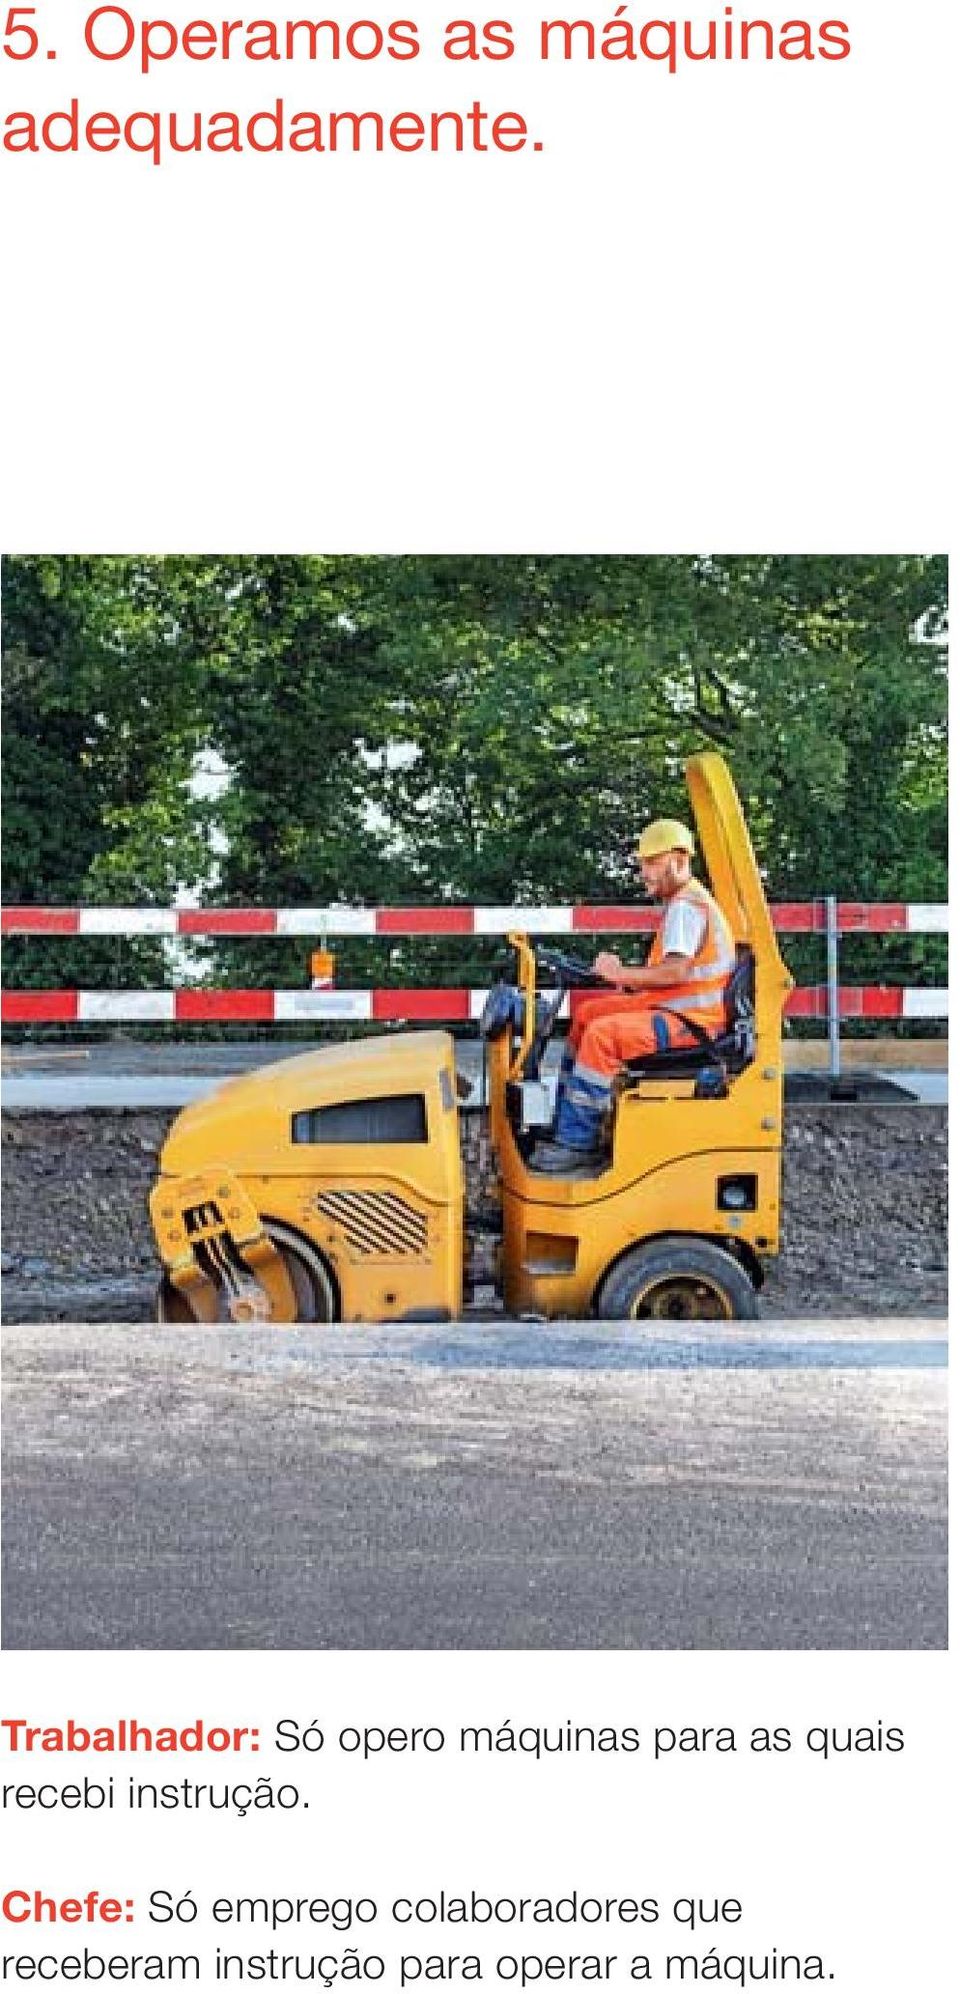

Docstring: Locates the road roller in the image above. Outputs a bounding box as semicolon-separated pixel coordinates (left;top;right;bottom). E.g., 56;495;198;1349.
150;751;793;1323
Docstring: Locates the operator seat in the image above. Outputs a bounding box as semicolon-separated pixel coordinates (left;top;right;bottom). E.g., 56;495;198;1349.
619;945;756;1083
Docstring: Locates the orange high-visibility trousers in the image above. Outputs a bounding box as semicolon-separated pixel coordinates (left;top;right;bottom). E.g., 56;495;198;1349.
554;998;700;1148
568;992;697;1077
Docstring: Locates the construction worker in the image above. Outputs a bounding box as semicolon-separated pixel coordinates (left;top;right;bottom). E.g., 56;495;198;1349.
531;818;736;1172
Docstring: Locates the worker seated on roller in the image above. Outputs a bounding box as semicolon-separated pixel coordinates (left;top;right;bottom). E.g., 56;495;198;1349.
531;818;735;1173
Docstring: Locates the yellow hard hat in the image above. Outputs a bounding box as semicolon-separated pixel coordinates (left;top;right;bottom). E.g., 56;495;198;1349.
636;818;696;861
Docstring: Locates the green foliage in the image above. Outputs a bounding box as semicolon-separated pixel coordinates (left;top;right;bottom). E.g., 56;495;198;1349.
2;554;947;996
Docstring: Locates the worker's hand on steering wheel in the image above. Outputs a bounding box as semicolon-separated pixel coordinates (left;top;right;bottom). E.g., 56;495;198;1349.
593;949;625;985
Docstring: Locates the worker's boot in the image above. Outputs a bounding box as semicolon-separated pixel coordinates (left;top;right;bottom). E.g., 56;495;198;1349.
529;1139;599;1175
530;1075;608;1173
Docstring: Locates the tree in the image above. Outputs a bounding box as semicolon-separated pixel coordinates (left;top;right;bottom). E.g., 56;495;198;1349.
2;553;946;999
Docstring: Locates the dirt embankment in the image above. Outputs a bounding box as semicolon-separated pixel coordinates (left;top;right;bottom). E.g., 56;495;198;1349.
0;1106;947;1322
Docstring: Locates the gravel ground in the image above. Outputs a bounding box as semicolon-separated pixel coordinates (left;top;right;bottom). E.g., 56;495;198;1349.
0;1105;947;1322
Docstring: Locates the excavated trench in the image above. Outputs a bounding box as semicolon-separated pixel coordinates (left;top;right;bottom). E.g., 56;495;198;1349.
0;1105;947;1323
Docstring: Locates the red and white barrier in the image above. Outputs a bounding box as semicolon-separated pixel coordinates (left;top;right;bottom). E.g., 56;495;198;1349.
2;900;946;1030
1;986;948;1026
0;901;949;937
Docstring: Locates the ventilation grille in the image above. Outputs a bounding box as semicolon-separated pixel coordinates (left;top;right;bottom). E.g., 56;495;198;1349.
316;1190;428;1260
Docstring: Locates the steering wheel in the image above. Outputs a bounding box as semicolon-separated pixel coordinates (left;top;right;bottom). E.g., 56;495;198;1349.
533;945;611;990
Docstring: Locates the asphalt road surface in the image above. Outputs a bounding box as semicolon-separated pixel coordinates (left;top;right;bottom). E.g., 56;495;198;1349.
2;1320;945;1651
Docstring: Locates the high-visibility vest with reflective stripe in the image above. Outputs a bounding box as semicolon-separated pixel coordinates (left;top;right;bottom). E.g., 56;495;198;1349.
647;880;736;1032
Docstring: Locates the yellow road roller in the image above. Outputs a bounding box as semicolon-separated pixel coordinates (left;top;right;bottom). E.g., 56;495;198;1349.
150;751;793;1323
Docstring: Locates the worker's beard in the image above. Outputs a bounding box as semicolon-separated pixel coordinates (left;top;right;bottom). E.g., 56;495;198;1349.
654;857;691;900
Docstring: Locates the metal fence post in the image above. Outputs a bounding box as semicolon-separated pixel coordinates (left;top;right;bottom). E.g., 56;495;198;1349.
824;894;841;1080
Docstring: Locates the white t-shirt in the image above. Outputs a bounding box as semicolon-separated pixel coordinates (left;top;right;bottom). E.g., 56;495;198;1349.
660;897;707;961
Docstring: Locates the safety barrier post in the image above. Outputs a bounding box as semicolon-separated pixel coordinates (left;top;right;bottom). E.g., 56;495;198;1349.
824;894;841;1080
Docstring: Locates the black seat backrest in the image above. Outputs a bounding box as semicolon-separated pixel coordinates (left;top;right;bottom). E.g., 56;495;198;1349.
724;944;755;1029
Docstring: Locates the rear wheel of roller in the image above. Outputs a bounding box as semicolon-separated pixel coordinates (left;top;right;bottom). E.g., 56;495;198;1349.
596;1236;759;1322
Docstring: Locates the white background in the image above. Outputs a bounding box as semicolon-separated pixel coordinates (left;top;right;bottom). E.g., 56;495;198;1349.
0;2;956;549
3;1650;955;1987
0;3;955;1989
